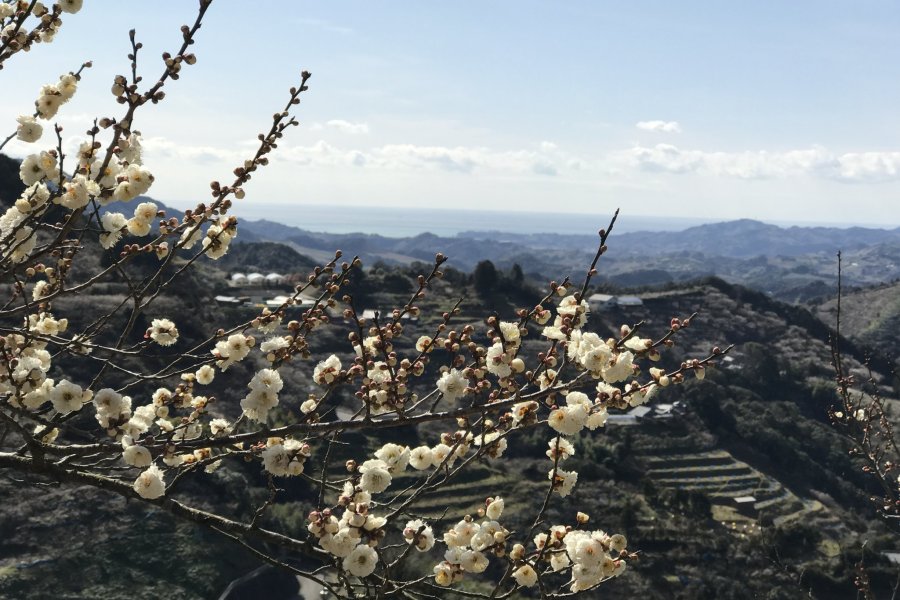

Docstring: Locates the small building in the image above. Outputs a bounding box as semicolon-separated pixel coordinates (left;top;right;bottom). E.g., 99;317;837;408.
215;295;248;306
606;414;639;426
732;496;758;517
617;295;643;307
721;355;741;370
607;404;653;426
230;273;247;286
247;272;265;285
629;405;652;420
265;272;285;285
654;403;675;419
588;293;616;310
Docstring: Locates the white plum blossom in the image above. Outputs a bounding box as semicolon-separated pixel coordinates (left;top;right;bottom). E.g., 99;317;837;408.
15;115;42;143
249;368;283;393
404;519;435;552
431;443;456;468
22;379;54;410
437;368;467;402
93;388;131;429
358;459;392;494
343;544;378;577
133;201;158;224
260;336;289;356
586;408;608;430
113;164;154;202
319;529;356;558
35;84;63;119
433;563;454;586
550;467;578;497
603;350;634;383
512;564;538;588
460;550;489;573
313;354;341;384
409;446;433;470
548;397;588;435
485;342;512;378
558;294;589;328
100;212;127;249
261;440;306;477
17;182;51;213
89;158;122;192
628;383;658;407
122;404;156;439
624;336;652;353
19;151;59;186
209;418;231;436
119;133;143;165
486;497;504;520
195;365;215;385
126;217;151;237
214;333;252;371
56;174;99;210
202;223;233;259
133;465;165;499
374;443;410;472
241;368;282;421
123;444;152;468
148;318;179;346
58;0;84;15
50;379;89;414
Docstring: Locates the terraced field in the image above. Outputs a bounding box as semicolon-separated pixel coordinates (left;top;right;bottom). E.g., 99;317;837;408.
640;449;814;526
388;467;525;524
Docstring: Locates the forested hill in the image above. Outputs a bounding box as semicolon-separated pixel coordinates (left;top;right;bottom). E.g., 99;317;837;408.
3;248;900;598
234;213;900;303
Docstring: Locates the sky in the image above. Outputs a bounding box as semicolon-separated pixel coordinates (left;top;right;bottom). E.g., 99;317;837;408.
3;1;900;229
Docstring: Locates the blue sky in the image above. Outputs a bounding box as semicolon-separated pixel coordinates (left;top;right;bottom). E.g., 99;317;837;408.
3;1;900;228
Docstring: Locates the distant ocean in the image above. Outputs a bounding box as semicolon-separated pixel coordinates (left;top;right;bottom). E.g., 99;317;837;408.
225;203;716;237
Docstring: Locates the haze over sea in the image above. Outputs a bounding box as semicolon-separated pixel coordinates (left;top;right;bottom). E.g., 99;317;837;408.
224;203;886;238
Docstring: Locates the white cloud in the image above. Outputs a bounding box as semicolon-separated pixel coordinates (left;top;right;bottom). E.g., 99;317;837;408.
636;120;682;133
619;143;900;182
141;136;241;163
137;133;900;186
325;119;370;135
833;151;900;182
374;144;559;176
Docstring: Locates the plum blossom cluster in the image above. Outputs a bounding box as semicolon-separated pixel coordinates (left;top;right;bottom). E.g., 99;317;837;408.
306;479;390;578
241;367;281;421
1;130;155;267
514;517;629;592
0;1;82;60
13;68;81;145
261;437;310;477
434;497;509;586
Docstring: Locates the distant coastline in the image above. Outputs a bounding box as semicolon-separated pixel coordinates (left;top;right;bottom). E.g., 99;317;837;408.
171;202;892;238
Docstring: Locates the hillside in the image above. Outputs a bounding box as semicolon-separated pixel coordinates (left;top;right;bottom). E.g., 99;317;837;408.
4;253;900;598
236;214;900;301
815;280;900;367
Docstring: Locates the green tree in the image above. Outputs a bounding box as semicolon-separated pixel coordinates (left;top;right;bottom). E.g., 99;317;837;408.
473;259;499;297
